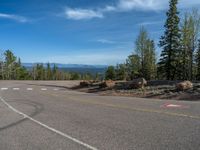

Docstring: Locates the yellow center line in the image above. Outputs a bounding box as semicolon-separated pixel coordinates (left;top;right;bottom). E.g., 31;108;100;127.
39;90;200;120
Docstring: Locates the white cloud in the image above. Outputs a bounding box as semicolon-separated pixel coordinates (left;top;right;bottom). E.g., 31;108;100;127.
137;21;163;26
102;6;116;12
180;0;200;8
117;0;167;11
65;8;103;20
0;13;28;23
96;39;116;44
64;0;200;20
117;0;200;11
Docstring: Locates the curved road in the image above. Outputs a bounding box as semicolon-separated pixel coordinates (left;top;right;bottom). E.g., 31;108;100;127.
0;81;200;150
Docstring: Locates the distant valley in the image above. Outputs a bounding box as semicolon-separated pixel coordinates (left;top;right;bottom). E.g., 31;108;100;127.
22;63;108;75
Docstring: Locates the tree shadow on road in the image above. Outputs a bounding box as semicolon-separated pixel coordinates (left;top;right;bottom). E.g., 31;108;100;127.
0;100;44;131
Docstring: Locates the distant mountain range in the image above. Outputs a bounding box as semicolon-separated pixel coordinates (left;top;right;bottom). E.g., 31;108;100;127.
22;63;108;75
22;63;107;69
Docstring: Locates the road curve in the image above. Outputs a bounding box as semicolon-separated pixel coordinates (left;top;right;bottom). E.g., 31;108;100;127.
0;81;200;150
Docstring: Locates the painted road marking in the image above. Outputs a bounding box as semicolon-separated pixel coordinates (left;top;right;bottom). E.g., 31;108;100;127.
167;104;182;108
0;97;97;150
161;103;189;109
39;92;200;120
27;88;33;91
1;87;62;91
41;88;47;91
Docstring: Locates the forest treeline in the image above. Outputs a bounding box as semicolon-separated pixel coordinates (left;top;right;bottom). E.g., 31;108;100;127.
0;50;97;80
106;0;200;81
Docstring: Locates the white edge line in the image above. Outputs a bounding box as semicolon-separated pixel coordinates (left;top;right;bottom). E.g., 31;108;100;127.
0;96;97;150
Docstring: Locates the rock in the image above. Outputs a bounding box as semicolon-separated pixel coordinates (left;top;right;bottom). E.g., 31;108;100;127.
89;80;98;84
100;80;115;88
80;80;100;87
176;81;193;91
80;81;91;87
128;78;147;89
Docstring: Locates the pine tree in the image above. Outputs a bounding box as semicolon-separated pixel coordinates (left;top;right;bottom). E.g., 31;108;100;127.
115;64;126;80
196;40;200;80
70;72;80;80
15;58;22;80
4;50;17;79
46;62;52;80
125;54;141;80
82;72;93;80
35;64;45;80
52;64;58;80
158;0;181;80
105;66;116;80
18;58;21;66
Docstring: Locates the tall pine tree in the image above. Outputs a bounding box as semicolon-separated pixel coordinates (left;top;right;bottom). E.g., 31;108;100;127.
158;0;181;80
46;62;52;80
196;40;200;80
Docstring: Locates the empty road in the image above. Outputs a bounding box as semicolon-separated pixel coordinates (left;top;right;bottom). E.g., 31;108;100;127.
0;81;200;150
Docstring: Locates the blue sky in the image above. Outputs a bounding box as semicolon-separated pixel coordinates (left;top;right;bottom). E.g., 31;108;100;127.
0;0;200;65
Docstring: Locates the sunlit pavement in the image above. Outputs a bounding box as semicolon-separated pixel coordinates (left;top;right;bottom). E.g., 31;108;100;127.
0;81;200;150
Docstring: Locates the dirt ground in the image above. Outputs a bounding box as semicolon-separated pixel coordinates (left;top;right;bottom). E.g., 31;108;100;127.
72;81;200;101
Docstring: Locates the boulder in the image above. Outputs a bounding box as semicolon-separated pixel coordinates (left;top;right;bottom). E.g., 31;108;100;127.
128;78;147;89
100;80;115;88
80;80;91;87
176;81;193;91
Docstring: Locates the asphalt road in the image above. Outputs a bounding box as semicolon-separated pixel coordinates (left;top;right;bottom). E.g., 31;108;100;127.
0;81;200;150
